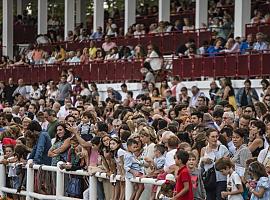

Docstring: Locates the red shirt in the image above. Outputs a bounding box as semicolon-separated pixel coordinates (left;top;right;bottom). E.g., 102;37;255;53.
175;165;194;200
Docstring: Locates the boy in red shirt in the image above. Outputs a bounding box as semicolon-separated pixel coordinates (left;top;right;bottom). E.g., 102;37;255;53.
173;149;194;200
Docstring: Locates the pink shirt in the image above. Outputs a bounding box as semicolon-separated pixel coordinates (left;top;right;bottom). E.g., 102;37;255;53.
89;148;99;166
102;42;116;52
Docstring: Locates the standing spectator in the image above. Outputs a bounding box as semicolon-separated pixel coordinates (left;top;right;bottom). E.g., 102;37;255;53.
200;128;230;200
4;78;17;105
173;149;194;200
57;75;72;106
44;109;58;139
12;79;27;99
190;86;205;108
236;79;259;108
29;83;41;103
170;76;186;103
26;121;52;165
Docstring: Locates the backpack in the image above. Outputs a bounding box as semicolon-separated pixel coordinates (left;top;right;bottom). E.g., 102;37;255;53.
66;176;82;197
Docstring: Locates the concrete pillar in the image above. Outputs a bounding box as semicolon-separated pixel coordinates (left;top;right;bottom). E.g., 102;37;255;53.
159;0;170;22
2;0;13;59
93;0;104;32
75;0;86;26
124;0;136;34
65;0;75;39
38;0;48;34
195;0;208;29
234;0;251;37
17;0;22;15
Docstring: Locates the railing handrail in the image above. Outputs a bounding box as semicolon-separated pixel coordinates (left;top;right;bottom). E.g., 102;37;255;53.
0;160;165;200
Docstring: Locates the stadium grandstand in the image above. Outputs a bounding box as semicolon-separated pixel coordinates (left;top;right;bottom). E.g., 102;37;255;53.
0;0;270;200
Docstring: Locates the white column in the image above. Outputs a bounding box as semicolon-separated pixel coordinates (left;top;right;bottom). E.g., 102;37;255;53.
159;0;170;22
17;0;22;15
125;0;136;34
195;0;208;29
2;0;13;59
65;0;75;39
234;0;251;37
75;0;81;25
38;0;48;34
93;0;104;32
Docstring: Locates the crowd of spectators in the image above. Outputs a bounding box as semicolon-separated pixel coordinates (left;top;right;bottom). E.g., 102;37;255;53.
2;0;269;70
0;68;270;200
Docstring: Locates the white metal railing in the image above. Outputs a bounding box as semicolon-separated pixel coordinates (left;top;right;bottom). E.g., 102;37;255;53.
0;160;165;200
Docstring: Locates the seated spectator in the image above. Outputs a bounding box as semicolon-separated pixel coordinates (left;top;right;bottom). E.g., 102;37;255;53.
182;18;194;32
65;30;74;41
173;19;183;31
148;23;158;34
68;50;81;63
80;48;89;64
240;34;254;54
141;62;155;84
207;38;224;56
156;21;167;33
102;35;117;53
134;44;146;61
90;26;103;41
221;38;240;53
78;28;89;41
104;47;119;61
198;41;209;55
32;45;45;64
0;56;8;68
133;24;145;38
89;40;97;60
176;39;195;57
95;48;105;61
125;26;134;38
253;32;268;51
119;46;133;60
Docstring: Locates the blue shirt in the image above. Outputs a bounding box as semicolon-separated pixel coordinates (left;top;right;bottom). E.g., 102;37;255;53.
29;131;52;165
251;177;270;200
124;152;144;179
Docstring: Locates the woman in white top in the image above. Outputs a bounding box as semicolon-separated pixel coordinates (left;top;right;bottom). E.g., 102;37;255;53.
80;82;91;97
200;128;230;200
145;44;163;72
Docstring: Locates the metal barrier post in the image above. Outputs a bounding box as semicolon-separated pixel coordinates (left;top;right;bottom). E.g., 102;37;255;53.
26;160;34;200
89;174;97;200
125;178;133;200
0;156;6;197
56;162;65;198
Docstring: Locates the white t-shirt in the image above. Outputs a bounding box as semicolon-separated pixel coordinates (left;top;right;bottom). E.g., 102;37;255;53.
164;149;177;173
227;171;244;200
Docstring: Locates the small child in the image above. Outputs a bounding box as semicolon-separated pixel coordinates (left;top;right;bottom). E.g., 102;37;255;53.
215;157;244;200
78;111;95;141
144;144;166;200
187;152;206;200
173;149;194;200
124;138;144;200
158;174;176;200
246;161;270;200
144;144;166;177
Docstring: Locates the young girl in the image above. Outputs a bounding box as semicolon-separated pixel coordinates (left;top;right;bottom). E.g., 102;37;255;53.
0;145;20;199
124;138;144;200
215;157;244;200
246;161;270;200
110;137;126;200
